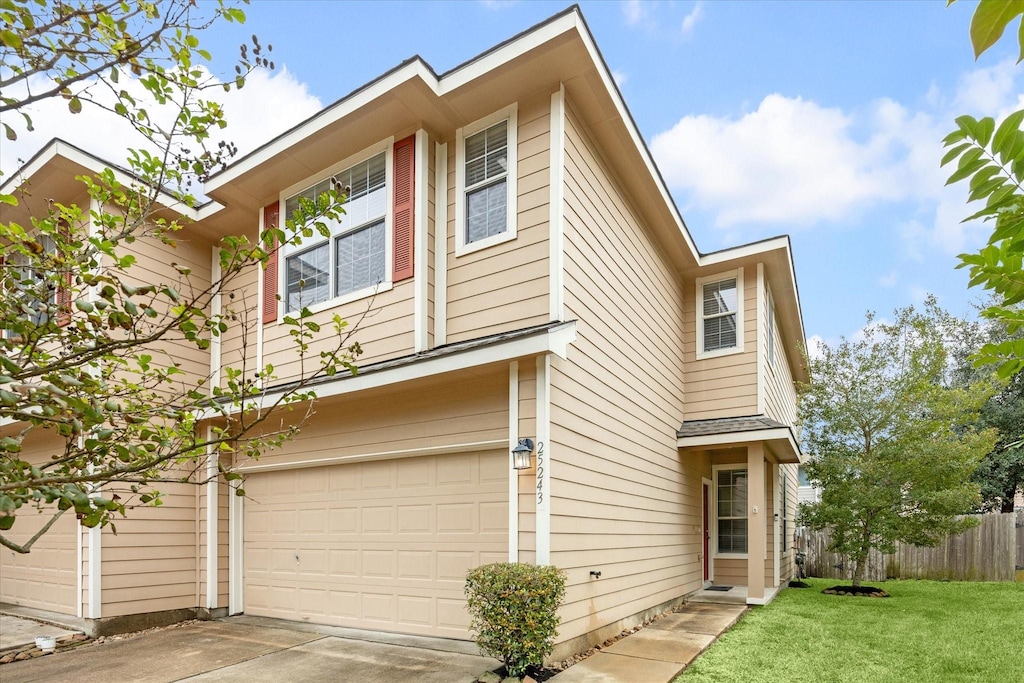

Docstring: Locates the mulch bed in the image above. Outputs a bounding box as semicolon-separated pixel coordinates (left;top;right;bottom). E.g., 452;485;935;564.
823;585;890;597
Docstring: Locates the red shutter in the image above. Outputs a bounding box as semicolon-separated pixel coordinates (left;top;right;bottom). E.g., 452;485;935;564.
392;135;415;282
262;202;280;324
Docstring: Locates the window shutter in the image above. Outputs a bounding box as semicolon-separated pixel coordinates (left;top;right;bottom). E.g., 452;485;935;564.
262;201;280;324
392;135;415;282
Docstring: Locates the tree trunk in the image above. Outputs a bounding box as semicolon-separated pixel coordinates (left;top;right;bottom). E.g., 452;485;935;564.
852;555;864;587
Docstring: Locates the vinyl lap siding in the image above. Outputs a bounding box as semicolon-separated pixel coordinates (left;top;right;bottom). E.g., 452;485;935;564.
240;370;508;471
552;100;690;644
100;479;197;618
762;294;798;427
444;92;550;343
683;273;758;420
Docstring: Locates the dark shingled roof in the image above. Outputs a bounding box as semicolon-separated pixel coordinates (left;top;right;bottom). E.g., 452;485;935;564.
677;415;791;439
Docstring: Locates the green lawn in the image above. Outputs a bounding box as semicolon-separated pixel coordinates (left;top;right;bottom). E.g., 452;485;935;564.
677;578;1024;683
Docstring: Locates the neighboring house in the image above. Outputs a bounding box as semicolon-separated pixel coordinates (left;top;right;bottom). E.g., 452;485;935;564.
0;7;807;659
797;465;821;505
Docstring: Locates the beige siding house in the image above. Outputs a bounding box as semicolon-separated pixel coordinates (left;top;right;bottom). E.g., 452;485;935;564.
0;7;807;657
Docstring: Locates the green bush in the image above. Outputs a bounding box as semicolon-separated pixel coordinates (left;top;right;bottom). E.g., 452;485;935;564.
464;562;567;677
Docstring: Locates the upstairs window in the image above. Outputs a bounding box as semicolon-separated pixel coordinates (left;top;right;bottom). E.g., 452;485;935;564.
456;105;518;256
465;122;508;244
281;150;389;313
696;269;744;358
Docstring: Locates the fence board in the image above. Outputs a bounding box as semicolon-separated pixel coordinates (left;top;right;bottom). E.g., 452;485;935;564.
798;512;1018;582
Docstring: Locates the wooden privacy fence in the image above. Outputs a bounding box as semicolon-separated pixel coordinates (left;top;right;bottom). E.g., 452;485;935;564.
797;511;1023;582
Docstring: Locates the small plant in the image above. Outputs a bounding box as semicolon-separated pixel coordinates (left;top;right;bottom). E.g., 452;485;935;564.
464;562;567;678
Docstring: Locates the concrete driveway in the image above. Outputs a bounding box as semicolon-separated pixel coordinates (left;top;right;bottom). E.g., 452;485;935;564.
1;617;499;683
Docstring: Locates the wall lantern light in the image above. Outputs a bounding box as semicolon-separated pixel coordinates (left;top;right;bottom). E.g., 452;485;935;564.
511;438;534;470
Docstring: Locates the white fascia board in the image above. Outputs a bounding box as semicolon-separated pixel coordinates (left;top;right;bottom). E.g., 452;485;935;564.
217;321;577;415
4;140;201;219
205;60;437;193
698;236;791;268
437;13;578;95
206;11;579;193
572;16;701;264
677;427;799;453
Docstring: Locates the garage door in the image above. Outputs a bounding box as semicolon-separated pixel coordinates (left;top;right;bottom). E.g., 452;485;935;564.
243;451;508;639
0;505;78;615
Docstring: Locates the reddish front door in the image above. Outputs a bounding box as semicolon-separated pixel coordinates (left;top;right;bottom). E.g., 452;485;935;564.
702;482;710;581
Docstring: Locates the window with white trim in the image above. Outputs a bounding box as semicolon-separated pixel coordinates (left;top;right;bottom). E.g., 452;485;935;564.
455;104;518;256
717;468;748;554
282;150;388;313
696;269;744;358
4;234;58;331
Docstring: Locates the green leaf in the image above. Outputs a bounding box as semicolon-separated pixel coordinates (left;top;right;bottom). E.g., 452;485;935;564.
945;158;988;186
992;109;1024;154
970;0;1024;59
68;96;83;114
941;142;971;167
975;117;995;147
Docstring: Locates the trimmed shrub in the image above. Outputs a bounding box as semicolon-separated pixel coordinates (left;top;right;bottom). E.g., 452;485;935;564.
464;562;567;677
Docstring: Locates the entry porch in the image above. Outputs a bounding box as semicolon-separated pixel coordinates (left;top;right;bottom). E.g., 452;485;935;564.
677;416;803;606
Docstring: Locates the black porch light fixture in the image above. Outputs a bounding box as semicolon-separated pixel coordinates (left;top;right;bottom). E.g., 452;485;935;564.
511;438;534;470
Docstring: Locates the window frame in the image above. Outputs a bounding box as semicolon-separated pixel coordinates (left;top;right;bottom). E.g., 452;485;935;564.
276;138;394;319
712;464;749;559
454;103;518;257
696;268;745;359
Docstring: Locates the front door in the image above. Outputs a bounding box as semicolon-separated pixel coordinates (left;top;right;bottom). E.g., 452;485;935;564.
702;481;710;582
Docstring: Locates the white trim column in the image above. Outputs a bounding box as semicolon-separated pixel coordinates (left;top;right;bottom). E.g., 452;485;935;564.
433;142;448;346
772;462;781;588
549;84;565;322
414;129;429;352
87;525;101;618
205;427;219;610
747;443;766;605
228;478;244;614
508;361;520;561
535;355;551;565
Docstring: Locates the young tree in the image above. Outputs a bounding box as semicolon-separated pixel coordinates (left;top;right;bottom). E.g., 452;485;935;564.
798;299;998;586
0;0;358;553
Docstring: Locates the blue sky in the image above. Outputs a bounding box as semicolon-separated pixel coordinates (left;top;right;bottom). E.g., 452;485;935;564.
4;1;1023;347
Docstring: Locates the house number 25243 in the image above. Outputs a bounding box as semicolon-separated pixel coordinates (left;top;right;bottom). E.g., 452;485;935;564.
535;440;546;506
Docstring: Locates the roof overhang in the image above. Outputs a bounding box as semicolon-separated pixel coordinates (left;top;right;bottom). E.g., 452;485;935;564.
677;415;803;464
677;427;803;464
208;319;577;417
202;6;702;269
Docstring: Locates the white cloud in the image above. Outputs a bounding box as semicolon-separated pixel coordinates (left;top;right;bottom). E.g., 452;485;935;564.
612;70;629;88
651;56;1023;267
651;94;927;228
479;0;519;10
878;271;898;288
1;66;321;178
681;2;704;38
622;0;646;27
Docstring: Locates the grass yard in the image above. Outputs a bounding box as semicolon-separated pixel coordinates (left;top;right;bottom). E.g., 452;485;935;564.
677;578;1024;683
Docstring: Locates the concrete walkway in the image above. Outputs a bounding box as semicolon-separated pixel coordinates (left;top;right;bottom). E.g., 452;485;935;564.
549;602;747;683
0;618;499;683
0;613;82;654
